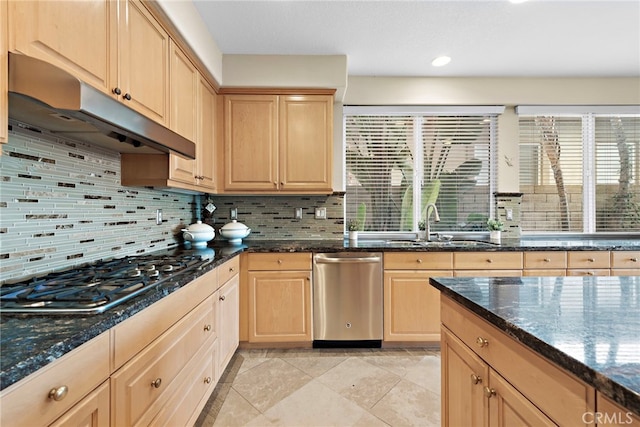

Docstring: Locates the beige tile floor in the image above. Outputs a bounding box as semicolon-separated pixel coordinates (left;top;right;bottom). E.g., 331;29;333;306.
195;347;441;427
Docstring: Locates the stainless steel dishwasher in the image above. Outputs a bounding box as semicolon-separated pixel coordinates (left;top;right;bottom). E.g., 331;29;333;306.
312;252;383;348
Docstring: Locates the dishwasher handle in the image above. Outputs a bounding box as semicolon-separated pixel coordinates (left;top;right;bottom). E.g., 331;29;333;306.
314;254;382;264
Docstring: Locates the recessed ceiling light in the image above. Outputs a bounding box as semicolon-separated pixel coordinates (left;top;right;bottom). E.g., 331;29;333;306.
431;56;451;67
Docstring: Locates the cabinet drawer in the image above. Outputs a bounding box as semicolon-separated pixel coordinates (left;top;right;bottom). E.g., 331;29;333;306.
149;339;217;426
218;256;240;285
247;252;311;271
0;332;110;427
524;251;567;269
111;297;215;426
567;251;610;269
111;268;218;369
441;297;595;426
453;252;523;270
611;251;640;269
384;252;452;270
566;269;610;277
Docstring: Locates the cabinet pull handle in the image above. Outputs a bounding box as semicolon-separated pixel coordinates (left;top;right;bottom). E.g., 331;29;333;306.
586;272;594;276
112;87;122;95
483;386;496;398
277;259;283;264
631;258;638;262
151;378;162;389
471;374;482;385
476;337;489;348
486;259;493;263
229;267;235;272
416;259;423;263
204;376;212;384
123;93;132;101
220;295;226;301
587;258;595;262
543;258;551;262
204;324;212;331
48;385;68;401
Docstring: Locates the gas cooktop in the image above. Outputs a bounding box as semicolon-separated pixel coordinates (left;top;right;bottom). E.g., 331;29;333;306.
0;252;212;315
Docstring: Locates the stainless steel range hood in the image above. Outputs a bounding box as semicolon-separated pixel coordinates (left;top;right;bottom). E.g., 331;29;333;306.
8;53;195;159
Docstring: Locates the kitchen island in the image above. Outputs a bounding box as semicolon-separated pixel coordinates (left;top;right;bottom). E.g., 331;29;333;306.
430;275;640;425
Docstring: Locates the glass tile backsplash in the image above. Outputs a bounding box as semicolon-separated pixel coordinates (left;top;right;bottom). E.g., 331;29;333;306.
1;125;344;282
0;126;193;282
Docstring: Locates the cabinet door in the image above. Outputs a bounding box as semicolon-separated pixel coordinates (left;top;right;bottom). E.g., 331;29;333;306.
248;270;312;342
279;94;333;192
223;94;278;191
218;274;240;374
49;381;110;427
384;270;451;342
167;41;198;185
9;0;113;95
196;75;218;191
441;327;489;427
487;370;557;427
116;0;169;125
169;41;198;141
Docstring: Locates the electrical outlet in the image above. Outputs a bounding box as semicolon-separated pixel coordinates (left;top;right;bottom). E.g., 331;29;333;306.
295;208;303;219
155;209;162;225
230;208;238;220
506;208;513;221
315;207;327;219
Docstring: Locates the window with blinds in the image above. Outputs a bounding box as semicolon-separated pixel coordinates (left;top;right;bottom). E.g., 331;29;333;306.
518;110;640;233
344;108;498;233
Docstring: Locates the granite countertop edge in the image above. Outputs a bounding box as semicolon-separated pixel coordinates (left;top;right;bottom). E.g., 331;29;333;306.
430;279;640;417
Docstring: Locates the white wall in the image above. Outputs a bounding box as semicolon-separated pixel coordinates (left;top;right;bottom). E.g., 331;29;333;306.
155;0;224;83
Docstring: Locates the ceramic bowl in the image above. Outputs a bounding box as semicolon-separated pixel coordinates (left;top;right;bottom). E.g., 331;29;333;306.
219;220;251;244
182;221;215;248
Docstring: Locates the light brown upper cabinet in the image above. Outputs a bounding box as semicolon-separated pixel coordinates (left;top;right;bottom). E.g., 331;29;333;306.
121;68;218;193
114;0;169;125
9;0;169;126
221;90;334;194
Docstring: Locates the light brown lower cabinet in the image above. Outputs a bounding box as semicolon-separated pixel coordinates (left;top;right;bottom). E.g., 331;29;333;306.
441;295;596;427
246;253;312;343
1;260;240;427
217;269;240;376
596;393;640;426
441;327;555;426
49;381;110;427
0;332;111;427
383;270;451;342
111;294;216;426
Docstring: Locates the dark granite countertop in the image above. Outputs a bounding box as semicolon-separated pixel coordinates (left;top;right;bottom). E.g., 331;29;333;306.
230;236;640;252
2;236;638;392
0;246;244;391
429;275;640;416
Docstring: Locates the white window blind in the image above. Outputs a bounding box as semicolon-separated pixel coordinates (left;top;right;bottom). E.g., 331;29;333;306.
518;111;640;233
345;110;497;233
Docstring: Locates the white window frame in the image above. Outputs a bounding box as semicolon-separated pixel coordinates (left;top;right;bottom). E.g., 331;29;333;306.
344;105;504;236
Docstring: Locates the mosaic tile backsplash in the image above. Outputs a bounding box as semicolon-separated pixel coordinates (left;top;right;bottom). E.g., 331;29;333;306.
203;194;344;241
0;126;344;282
0;127;195;282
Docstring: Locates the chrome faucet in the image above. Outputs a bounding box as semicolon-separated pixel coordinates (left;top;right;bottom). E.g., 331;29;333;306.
424;203;440;241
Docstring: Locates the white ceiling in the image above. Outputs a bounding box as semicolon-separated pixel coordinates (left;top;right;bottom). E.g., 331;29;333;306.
192;0;640;78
